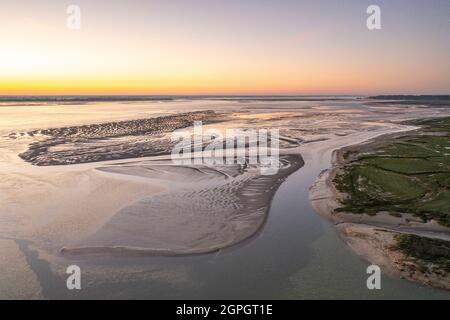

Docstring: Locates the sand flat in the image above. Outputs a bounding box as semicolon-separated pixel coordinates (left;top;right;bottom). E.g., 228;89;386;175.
1;99;450;297
0;239;43;299
61;155;303;256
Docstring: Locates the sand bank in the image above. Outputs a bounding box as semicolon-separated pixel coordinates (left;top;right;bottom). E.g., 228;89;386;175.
2;100;450;298
337;224;449;290
309;128;450;290
17;110;228;166
61;155;303;256
0;239;43;299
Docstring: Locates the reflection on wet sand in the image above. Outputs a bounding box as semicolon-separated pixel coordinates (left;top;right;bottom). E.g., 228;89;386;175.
0;98;449;298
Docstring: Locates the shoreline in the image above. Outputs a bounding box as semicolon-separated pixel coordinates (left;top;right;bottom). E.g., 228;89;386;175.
60;154;304;257
9;109;309;258
309;127;450;290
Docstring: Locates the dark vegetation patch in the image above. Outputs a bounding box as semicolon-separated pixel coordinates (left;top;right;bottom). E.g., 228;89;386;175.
368;95;450;107
395;234;450;274
333;117;450;226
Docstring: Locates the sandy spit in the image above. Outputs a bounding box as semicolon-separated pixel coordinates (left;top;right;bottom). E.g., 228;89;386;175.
309;128;450;290
61;155;304;256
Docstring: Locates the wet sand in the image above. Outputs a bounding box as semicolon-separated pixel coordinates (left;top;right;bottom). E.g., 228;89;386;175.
309;127;450;290
1;98;450;298
60;155;303;256
17;110;227;166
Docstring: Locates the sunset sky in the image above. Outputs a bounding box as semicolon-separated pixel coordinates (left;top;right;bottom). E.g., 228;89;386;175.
1;0;449;95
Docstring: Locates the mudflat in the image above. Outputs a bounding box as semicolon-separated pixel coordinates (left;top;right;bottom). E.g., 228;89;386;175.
1;98;450;298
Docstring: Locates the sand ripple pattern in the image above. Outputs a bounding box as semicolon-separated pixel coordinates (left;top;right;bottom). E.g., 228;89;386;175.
61;155;303;256
16;110;223;166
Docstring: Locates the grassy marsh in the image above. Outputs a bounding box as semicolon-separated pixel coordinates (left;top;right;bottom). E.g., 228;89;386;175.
333;117;450;226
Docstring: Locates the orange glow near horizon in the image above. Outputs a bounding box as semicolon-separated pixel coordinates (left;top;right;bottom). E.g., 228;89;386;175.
1;1;449;95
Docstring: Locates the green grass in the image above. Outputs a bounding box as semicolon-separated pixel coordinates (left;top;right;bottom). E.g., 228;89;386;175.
396;234;450;274
366;157;449;174
334;117;450;226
